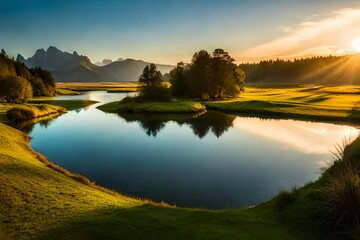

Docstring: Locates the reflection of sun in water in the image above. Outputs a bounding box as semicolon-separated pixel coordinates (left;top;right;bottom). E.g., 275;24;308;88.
353;37;360;53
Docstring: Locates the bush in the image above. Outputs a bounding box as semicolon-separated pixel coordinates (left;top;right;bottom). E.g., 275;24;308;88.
6;106;36;121
274;187;298;210
0;76;33;103
320;160;360;229
140;86;171;101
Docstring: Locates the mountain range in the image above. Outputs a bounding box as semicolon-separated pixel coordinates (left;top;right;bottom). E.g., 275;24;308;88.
17;46;174;82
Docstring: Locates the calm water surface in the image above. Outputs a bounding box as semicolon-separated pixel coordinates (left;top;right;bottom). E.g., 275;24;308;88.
28;91;359;209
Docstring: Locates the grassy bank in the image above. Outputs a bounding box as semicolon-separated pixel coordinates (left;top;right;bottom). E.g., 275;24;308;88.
6;104;66;122
29;99;98;111
0;103;66;122
206;86;360;122
97;86;360;123
0;121;333;239
98;99;206;114
0;100;97;123
56;82;142;92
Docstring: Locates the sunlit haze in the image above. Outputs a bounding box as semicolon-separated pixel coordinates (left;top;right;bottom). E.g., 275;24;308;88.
1;0;360;64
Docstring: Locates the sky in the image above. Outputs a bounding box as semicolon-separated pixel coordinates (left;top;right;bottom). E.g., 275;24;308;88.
1;0;360;64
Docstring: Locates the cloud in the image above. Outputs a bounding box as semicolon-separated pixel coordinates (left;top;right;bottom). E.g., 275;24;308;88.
238;8;360;62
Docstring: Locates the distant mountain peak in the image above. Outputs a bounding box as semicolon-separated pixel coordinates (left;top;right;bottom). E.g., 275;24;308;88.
35;48;46;55
95;59;113;66
18;47;175;82
47;46;59;51
16;54;25;62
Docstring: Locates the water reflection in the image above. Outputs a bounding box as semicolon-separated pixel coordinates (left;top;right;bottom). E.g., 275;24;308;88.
117;111;236;138
27;91;360;209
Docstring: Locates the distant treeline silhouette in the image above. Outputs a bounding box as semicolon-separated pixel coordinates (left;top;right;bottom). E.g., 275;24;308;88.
240;55;360;85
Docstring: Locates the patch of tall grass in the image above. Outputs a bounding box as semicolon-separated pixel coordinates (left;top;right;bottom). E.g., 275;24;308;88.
320;138;360;231
6;106;36;121
6;104;66;122
274;186;298;210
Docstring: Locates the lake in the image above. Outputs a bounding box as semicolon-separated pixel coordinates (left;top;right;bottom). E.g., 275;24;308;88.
28;91;359;209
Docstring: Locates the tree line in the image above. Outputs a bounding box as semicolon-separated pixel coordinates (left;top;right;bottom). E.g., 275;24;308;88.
240;55;349;84
0;49;56;104
139;49;245;101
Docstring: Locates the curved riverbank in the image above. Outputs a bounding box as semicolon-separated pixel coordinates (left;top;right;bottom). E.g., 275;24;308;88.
97;99;206;114
0;121;329;239
1;88;360;239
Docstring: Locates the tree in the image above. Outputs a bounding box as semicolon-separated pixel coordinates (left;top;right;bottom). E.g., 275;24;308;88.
172;49;245;100
0;49;8;58
139;63;162;87
169;62;186;97
187;50;212;99
138;64;170;101
210;49;236;99
0;76;33;104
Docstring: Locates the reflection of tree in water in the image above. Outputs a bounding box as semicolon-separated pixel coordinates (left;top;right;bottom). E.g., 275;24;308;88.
117;111;236;138
38;118;55;129
186;112;236;138
7;117;55;134
139;121;166;137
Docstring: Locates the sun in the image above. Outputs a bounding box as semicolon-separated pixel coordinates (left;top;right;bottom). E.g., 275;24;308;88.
352;37;360;53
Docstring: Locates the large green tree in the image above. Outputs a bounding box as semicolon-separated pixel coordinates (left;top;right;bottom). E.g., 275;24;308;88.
188;50;212;100
169;62;186;97
139;63;162;87
170;49;245;100
138;64;170;101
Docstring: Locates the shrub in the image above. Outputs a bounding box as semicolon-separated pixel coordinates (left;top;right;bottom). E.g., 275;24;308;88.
6;106;36;121
274;187;298;210
320;160;360;229
0;76;33;103
140;86;171;101
120;96;139;104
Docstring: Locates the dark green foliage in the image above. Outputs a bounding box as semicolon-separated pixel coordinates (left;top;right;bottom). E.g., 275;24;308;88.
274;188;298;211
169;62;186;97
138;64;170;101
0;49;8;58
170;49;245;100
30;67;56;96
139;63;162;87
320;139;360;230
140;86;171;101
0;76;33;104
240;55;351;84
6;106;35;121
0;52;56;97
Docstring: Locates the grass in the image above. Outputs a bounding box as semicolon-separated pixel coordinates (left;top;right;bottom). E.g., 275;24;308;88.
107;87;142;93
6;104;66;122
55;88;80;95
2;85;360;239
0;100;97;123
98;99;206;114
56;82;143;92
29;99;98;111
206;85;360;122
97;85;360;123
0;121;332;239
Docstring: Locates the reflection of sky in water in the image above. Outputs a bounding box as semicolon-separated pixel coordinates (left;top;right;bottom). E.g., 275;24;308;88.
29;91;359;209
233;118;359;155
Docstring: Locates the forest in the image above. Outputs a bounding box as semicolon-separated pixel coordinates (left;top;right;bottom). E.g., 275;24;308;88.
0;49;56;103
240;55;360;85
